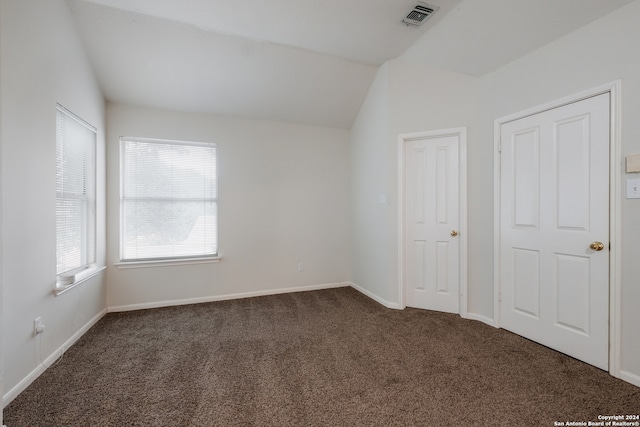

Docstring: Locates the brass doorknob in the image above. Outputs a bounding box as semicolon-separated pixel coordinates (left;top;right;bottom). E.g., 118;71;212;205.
451;230;459;237
589;241;604;251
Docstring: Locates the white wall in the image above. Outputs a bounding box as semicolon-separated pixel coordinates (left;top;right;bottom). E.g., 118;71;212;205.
477;0;640;384
349;63;392;305
106;103;351;309
349;60;478;307
1;0;107;404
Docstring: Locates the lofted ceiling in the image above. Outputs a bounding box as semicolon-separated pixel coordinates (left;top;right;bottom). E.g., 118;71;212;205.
67;0;636;129
400;0;636;76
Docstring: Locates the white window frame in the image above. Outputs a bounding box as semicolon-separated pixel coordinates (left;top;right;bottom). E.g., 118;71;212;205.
55;104;98;292
117;137;220;268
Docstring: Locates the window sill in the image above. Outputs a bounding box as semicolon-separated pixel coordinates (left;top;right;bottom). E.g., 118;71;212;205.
114;256;222;270
54;266;106;296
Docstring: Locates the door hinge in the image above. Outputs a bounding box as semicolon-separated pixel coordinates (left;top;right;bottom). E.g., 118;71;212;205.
498;140;502;153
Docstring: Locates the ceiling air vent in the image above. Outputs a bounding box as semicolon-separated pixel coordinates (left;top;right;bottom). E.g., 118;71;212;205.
403;2;439;27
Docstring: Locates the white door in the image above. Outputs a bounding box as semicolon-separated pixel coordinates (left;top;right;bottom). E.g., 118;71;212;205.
500;93;610;370
405;134;460;313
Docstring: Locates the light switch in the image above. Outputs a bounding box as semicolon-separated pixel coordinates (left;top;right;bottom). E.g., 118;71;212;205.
378;194;387;204
627;154;640;173
627;179;640;199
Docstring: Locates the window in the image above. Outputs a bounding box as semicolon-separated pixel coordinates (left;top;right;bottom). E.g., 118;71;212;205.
120;137;218;262
56;105;97;277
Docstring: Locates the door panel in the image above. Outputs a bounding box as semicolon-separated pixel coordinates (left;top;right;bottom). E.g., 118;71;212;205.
512;248;540;318
513;128;540;228
500;93;610;370
405;135;460;313
556;115;591;230
554;253;590;334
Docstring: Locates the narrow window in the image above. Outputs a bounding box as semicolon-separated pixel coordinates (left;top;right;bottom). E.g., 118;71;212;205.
56;105;97;278
120;137;218;261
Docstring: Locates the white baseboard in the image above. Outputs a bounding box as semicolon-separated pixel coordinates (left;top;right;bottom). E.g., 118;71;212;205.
349;282;402;310
3;308;107;407
618;369;640;388
464;312;497;328
108;282;351;313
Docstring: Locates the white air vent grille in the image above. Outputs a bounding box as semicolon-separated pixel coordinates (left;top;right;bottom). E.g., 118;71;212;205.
403;2;439;26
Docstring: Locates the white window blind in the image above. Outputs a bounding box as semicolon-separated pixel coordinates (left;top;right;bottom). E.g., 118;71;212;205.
120;137;218;261
56;105;97;276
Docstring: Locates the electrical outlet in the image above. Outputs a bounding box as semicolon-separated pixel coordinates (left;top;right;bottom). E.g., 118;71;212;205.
297;262;304;272
33;317;45;336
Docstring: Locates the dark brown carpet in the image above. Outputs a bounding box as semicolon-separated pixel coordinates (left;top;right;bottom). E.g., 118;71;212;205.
4;287;639;426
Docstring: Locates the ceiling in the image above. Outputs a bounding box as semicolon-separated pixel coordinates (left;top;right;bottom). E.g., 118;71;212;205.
67;0;636;129
400;0;636;76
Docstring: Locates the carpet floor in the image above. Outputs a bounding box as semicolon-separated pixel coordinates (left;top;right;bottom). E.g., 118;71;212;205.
4;287;639;426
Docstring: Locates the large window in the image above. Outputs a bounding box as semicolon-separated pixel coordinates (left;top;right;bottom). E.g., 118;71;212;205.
56;105;97;277
120;137;218;261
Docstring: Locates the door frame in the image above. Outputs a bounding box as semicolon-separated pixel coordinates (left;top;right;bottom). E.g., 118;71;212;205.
493;80;622;377
398;127;468;315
